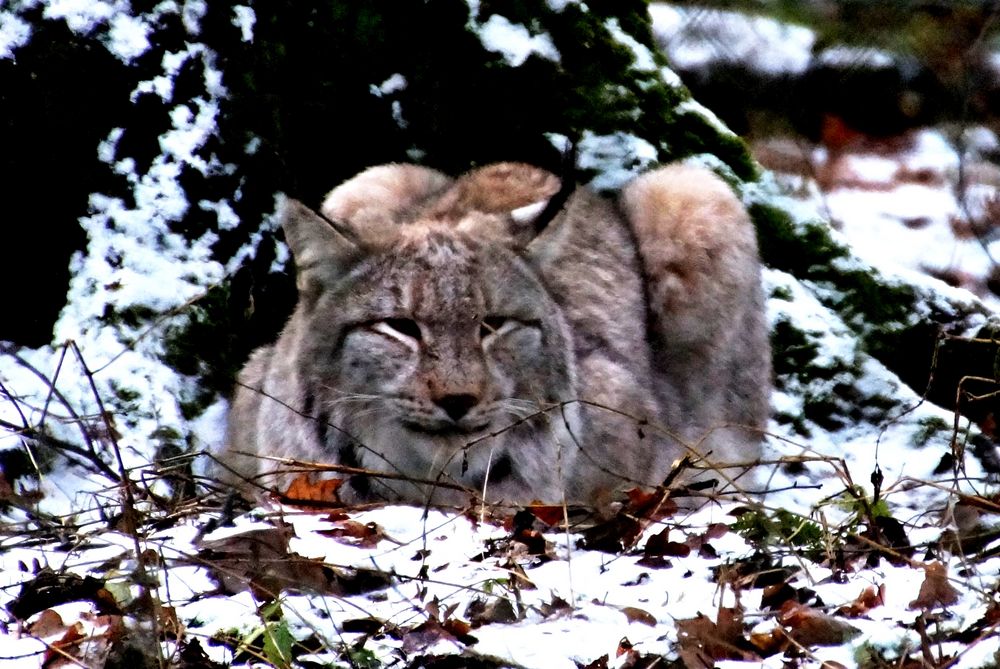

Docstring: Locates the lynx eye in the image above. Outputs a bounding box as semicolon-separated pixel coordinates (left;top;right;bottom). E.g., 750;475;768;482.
377;318;423;341
479;316;510;339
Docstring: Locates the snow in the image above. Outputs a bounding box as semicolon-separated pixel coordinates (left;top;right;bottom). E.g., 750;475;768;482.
0;11;32;59
559;130;659;191
104;11;149;61
371;73;407;97
472;13;560;67
43;0;119;34
815;45;896;69
649;3;815;75
231;5;254;42
545;0;585;12
605;17;656;72
3;2;1000;668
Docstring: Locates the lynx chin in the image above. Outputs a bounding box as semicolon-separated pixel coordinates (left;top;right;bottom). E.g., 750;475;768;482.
214;161;771;505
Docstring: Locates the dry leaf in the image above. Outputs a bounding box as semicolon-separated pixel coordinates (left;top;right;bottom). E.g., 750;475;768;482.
643;528;691;558
625;487;678;520
677;608;758;666
837;584;886;617
28;609;66;638
466;597;518;627
282;474;345;506
401;618;476;654
196;524;338;598
528;504;565;526
760;582;797;610
42;622;86;669
748;628;789;656
621;606;657;626
158;605;182;640
319;519;386;548
779;601;861;646
909;561;960;609
578;515;642;553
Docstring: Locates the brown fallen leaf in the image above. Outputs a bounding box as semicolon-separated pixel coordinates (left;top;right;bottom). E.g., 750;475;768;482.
42;622;86;669
625;487;679;520
466;597;518;627
643;528;691;558
676;608;759;666
760;582;798;610
578;515;642;553
621;606;657;627
837;584;886;617
401;617;477;654
158;605;182;640
748;627;789;657
195;523;340;599
282;474;345;506
318;519;386;548
909;561;960;609
528;503;565;527
779;601;861;646
28;609;66;638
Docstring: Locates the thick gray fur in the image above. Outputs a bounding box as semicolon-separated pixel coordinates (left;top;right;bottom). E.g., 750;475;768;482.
215;162;771;505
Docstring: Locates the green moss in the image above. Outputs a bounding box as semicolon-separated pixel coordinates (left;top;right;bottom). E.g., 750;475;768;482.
771;318;823;383
110;381;141;405
732;507;826;562
822;269;919;334
770;284;794;301
160;283;250;403
751;202;849;276
100;304;158;331
773;411;810;437
753;198;919;346
750;197;978;412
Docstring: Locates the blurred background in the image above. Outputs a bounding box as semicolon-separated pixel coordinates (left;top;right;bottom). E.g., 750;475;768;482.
653;0;1000;306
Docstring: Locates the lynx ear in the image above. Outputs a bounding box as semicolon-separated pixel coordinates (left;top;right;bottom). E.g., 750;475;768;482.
509;163;577;242
280;196;361;292
321;164;453;225
518;170;578;259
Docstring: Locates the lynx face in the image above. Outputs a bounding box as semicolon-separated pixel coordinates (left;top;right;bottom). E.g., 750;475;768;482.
295;221;579;502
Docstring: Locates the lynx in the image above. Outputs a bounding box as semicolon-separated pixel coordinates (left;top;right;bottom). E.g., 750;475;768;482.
216;161;771;505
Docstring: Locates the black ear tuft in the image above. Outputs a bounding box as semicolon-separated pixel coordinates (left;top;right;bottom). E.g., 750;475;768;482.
527;140;578;235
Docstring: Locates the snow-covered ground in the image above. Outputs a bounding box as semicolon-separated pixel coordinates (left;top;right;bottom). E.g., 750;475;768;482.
2;3;1000;668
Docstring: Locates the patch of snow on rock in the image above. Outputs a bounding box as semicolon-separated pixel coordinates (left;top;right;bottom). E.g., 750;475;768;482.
605;17;656;72
559;131;658;191
104;11;149;62
0;11;32;59
231;5;254;42
473;13;560;67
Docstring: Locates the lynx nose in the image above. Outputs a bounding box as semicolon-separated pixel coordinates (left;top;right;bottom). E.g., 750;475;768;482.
435;393;479;422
